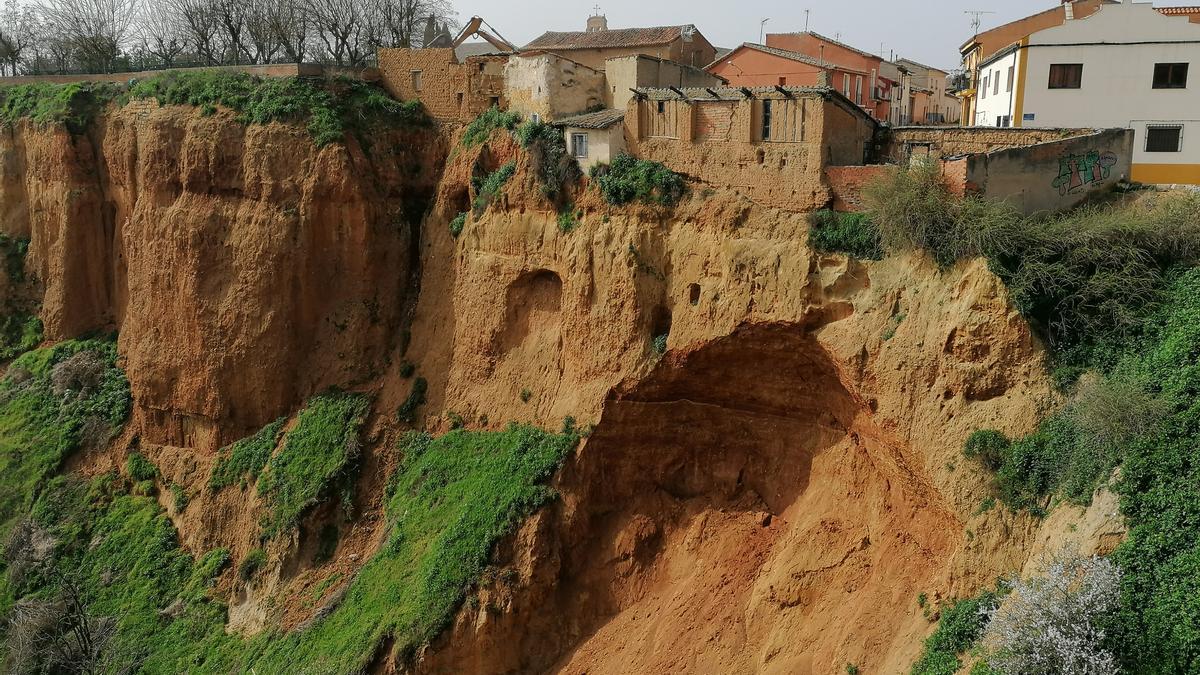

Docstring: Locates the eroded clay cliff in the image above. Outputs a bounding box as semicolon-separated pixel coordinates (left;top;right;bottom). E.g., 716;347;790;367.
1;102;1123;674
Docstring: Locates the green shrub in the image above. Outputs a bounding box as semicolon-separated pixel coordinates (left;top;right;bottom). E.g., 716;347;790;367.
0;233;30;283
808;210;883;260
126;452;158;482
209;417;286;491
257;391;370;538
398;377;428;424
0;313;42;362
519;387;532;403
171;483;189;513
865;164;1200;353
557;204;581;232
472;162;516;215
461;106;519;147
399;361;416;378
963;430;1010;471
0;81;120;134
449;212;467;238
592;153;686;206
652;333;668;355
128;71;426;146
239;548;267;581
516;119;579;200
911;589;1001;675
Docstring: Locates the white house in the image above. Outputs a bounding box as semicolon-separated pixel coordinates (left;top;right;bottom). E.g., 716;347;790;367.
975;0;1200;184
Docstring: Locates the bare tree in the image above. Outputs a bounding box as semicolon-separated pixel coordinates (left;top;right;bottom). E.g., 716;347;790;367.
243;0;280;64
264;0;308;62
36;0;140;72
371;0;453;50
136;0;188;67
167;0;220;65
5;572;119;675
0;0;40;75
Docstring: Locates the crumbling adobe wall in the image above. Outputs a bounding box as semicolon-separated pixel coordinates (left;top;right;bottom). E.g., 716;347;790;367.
882;126;1093;161
624;92;872;211
504;53;605;121
378;49;507;122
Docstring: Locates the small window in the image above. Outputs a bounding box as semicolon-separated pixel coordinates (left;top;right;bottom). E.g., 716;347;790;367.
1049;63;1083;89
411;70;422;91
657;100;665;114
762;99;773;140
1006;66;1014;92
531;113;541;123
778;76;786;86
981;74;989;99
855;75;862;105
456;93;463;108
843;74;850;97
478;63;485;72
571;132;588;158
490;96;500;108
1153;63;1188;89
993;71;1000;96
1146;125;1183;152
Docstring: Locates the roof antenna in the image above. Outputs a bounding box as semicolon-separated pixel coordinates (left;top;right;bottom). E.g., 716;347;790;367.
964;10;996;35
759;17;770;43
804;9;810;31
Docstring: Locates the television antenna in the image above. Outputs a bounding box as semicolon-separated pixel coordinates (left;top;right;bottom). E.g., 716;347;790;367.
964;10;996;34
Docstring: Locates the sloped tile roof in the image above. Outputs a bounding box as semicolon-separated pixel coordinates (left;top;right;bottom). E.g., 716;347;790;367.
737;42;826;67
523;25;692;51
552;108;625;129
1157;6;1200;15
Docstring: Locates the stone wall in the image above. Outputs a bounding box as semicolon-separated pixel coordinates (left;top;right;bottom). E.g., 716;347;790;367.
377;48;507;123
604;55;724;111
824;166;889;211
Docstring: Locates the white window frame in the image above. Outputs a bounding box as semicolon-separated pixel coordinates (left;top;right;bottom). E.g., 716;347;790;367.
843;73;850;97
855;75;862;105
571;132;589;159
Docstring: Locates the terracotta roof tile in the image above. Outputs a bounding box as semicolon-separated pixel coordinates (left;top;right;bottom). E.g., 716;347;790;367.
1157;6;1200;14
522;25;693;51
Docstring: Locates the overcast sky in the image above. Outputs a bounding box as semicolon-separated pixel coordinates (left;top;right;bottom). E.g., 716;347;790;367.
460;0;1200;71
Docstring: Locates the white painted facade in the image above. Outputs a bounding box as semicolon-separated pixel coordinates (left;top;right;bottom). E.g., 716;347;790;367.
1017;0;1200;181
974;49;1020;128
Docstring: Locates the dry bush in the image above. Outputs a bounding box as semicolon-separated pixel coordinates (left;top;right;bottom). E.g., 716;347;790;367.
50;350;105;398
5;575;118;675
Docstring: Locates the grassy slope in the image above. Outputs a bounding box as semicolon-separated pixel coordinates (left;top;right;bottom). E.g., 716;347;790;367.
0;336;578;673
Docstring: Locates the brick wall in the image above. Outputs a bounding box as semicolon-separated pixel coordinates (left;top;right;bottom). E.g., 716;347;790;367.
825;166;888;211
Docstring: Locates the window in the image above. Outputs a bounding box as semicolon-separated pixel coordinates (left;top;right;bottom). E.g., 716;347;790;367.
1153;63;1189;89
855;75;862;105
778;76;786;86
1146;125;1183;152
657;100;665;113
1006;66;1014;92
996;115;1011;128
411;70;422;91
762;99;773;140
993;70;1000;96
531;113;541;124
1049;63;1083;89
456;92;463;108
843;74;850;97
570;132;588;158
490;96;500;108
981;74;989;99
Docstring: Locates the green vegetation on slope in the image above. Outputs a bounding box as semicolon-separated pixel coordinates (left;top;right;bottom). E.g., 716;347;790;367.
472;161;516;216
910;589;1001;675
591;153;687;207
515;119;580;201
209;417;286;491
128;71;427;146
257;391;370;539
807;209;883;260
0;313;41;362
461;106;520;147
0;81;121;134
0;338;130;544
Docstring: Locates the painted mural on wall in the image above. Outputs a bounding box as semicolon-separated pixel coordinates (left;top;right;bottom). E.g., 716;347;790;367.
1053;150;1118;195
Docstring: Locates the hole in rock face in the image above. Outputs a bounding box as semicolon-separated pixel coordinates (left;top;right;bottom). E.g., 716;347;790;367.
650;305;672;341
687;284;701;306
418;324;961;675
496;269;563;352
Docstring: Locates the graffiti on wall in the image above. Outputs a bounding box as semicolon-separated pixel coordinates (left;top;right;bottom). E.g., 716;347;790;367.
1052;150;1118;195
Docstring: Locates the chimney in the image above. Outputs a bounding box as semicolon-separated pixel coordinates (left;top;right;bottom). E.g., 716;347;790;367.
587;12;608;32
1063;0;1075;20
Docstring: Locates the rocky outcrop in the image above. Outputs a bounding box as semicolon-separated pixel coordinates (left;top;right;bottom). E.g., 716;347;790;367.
0;103;444;448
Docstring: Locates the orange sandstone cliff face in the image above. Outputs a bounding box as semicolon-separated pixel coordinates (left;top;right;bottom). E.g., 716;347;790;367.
1;106;1122;673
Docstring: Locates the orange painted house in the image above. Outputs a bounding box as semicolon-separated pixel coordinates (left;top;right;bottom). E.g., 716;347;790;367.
707;41;893;122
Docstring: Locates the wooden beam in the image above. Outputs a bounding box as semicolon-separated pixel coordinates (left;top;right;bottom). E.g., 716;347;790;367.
668;85;686;98
628;87;646;100
739;87;754;98
774;85;793;97
705;87;721;99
